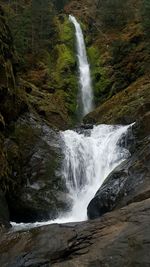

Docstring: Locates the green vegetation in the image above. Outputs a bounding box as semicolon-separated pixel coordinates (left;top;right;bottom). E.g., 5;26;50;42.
95;0;132;28
50;16;78;120
52;0;70;11
1;1;79;125
142;0;150;38
0;0;149;123
0;0;150;231
1;0;55;57
87;46;111;104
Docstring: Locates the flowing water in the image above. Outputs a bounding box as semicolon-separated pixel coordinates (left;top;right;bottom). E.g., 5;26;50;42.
12;16;132;232
69;15;94;117
12;124;132;231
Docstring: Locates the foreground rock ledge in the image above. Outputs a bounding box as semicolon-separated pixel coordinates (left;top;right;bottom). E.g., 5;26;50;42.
0;198;150;267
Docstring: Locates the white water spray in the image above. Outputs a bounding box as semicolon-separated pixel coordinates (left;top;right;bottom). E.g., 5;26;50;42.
11;16;133;232
12;124;132;231
58;124;130;222
69;15;94;116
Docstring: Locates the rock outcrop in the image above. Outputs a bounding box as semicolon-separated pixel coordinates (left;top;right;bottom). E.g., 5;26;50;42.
0;5;27;228
6;113;69;223
0;198;150;266
0;1;150;265
87;111;150;219
0;190;10;229
0;5;75;226
84;75;150;125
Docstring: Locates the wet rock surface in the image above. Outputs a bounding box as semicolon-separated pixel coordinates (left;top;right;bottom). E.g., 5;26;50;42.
0;1;150;265
88;112;150;219
0;198;150;266
0;190;10;229
6;113;69;223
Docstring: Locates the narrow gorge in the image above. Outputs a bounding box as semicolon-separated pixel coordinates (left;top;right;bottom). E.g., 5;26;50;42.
0;0;150;266
12;16;133;231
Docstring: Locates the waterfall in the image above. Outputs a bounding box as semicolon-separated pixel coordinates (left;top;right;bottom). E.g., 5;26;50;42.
11;17;133;232
69;15;94;117
57;124;130;222
12;124;132;231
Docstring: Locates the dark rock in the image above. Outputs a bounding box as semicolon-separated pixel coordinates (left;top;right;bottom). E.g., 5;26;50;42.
83;76;150;126
79;123;94;130
0;7;28;124
6;113;69;223
0;199;150;266
87;166;129;219
0;113;5;131
87;113;150;219
0;189;10;229
74;123;94;136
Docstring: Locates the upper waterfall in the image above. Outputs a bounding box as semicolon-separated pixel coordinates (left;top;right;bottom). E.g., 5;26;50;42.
69;15;94;117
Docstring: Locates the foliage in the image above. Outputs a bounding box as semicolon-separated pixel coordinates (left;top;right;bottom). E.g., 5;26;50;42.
32;0;55;52
110;40;133;64
87;46;111;103
8;6;32;55
142;0;150;38
2;0;55;56
95;0;132;28
52;0;70;11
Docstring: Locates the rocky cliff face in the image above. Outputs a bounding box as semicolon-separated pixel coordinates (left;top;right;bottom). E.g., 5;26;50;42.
87;112;150;219
0;0;150;265
0;6;27;227
0;198;150;266
0;6;72;227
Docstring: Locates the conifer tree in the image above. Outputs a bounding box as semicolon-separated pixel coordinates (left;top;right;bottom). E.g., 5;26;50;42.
142;0;150;37
95;0;130;28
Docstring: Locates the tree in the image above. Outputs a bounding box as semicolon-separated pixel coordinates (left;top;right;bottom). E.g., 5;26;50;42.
3;0;55;55
95;0;131;28
142;0;150;38
32;0;54;52
2;1;32;55
52;0;69;11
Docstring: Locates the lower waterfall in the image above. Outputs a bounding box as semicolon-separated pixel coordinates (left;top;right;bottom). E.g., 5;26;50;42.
12;123;132;231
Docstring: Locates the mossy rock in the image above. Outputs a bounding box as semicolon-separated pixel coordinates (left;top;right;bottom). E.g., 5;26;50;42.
6;113;70;223
84;76;150;125
87;45;111;104
55;15;75;43
49;15;78;123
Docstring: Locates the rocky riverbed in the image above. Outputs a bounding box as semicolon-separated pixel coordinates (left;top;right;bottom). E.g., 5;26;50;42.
0;198;150;267
0;1;150;266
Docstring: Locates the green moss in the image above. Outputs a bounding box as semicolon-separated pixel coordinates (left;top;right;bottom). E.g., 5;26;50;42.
54;44;75;74
49;15;78;124
37;50;51;71
57;16;74;43
88;46;100;66
87;45;111;103
84;76;150;125
12;124;39;151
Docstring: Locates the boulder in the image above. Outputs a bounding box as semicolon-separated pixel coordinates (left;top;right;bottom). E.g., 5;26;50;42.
0;198;150;266
6;113;69;223
87;112;150;219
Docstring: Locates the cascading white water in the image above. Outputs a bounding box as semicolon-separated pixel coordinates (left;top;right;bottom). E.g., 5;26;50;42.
11;16;132;232
69;15;94;116
12;124;132;231
56;124;130;222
